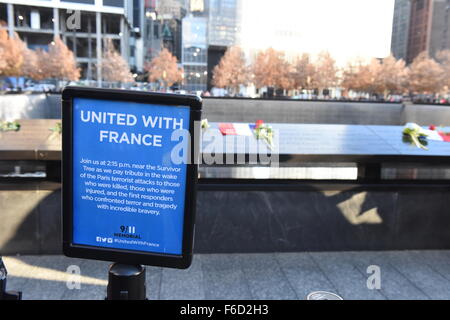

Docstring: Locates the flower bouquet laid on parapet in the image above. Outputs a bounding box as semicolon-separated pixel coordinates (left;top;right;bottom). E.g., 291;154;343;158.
47;122;62;142
49;122;62;134
427;124;450;142
0;121;20;132
217;120;275;150
201;119;210;131
402;123;429;150
252;120;274;150
402;122;450;150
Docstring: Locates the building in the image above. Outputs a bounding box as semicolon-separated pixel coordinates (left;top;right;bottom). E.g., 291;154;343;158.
208;0;240;47
391;0;411;60
142;0;187;62
155;0;186;61
142;0;186;88
406;0;450;63
182;14;208;92
142;0;162;63
391;0;450;63
132;0;145;74
181;0;240;92
206;0;240;90
0;0;137;84
426;0;450;59
406;0;433;63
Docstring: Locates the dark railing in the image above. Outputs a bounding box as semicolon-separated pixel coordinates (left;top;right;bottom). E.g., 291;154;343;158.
2;120;450;255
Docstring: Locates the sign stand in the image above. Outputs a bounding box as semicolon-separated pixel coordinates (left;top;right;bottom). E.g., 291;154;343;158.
106;263;146;300
62;87;202;301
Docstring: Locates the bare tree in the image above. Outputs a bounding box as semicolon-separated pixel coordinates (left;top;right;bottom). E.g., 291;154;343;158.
145;48;183;90
407;52;444;94
212;46;249;95
101;39;134;84
251;48;292;92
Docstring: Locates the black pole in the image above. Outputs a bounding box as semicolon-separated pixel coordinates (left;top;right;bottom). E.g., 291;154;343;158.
106;263;146;300
0;257;22;300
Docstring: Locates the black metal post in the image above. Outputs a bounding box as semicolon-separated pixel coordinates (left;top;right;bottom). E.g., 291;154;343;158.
357;163;382;182
106;263;146;300
45;161;62;182
0;257;22;300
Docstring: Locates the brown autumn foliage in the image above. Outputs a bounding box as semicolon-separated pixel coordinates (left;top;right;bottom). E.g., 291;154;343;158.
0;31;81;83
367;59;384;94
341;55;407;96
145;48;183;89
19;38;48;81
212;46;249;94
12;34;54;81
376;55;408;95
340;63;357;95
361;57;407;96
341;59;372;94
407;52;444;94
311;51;338;93
32;49;50;81
101;39;134;83
291;53;315;90
252;48;292;90
46;37;80;81
0;30;24;77
0;31;53;81
436;49;450;90
0;42;6;72
352;58;386;95
21;45;39;79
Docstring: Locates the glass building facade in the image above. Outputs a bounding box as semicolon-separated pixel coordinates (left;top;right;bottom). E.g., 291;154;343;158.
180;0;240;92
182;15;208;92
208;0;240;46
391;0;411;61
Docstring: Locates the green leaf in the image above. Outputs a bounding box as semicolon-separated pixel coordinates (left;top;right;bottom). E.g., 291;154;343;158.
0;121;20;132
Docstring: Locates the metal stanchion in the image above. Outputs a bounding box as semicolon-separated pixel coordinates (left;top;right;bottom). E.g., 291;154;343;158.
106;263;146;300
0;257;22;300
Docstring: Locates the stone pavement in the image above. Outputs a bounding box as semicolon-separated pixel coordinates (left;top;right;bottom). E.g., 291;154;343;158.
3;250;450;300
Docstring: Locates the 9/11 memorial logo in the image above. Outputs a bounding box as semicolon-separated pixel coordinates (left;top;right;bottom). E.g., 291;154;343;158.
114;225;142;240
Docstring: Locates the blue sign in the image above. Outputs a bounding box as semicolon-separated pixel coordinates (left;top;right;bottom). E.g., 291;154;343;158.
72;97;190;255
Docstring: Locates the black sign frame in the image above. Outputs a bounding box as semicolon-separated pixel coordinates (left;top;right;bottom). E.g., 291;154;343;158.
62;86;202;269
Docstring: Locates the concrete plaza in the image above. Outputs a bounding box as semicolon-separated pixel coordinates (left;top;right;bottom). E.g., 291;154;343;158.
3;250;450;300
